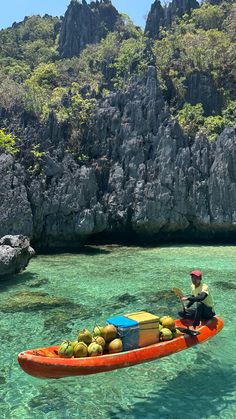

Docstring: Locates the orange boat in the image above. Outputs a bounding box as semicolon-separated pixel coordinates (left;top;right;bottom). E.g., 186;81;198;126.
18;316;223;379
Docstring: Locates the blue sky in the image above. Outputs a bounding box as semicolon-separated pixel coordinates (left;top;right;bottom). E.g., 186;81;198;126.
0;0;155;30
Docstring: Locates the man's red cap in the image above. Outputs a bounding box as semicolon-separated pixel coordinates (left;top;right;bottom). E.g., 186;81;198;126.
190;270;202;278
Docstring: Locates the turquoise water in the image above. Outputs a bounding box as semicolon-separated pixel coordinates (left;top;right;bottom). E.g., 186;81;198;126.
0;245;235;419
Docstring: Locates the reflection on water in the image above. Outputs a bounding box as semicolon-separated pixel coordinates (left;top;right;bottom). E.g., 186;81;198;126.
0;245;235;418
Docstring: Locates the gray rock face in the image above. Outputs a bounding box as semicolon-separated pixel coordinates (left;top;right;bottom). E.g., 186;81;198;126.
0;235;35;278
145;0;199;39
185;71;223;116
0;154;33;238
58;0;121;58
0;67;236;247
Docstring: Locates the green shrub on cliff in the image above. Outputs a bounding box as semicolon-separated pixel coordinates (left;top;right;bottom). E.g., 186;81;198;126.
0;15;59;66
177;103;204;138
223;101;236;128
191;4;224;30
24;63;60;119
151;1;236;141
203;115;226;141
0;129;18;155
177;102;235;141
111;35;149;88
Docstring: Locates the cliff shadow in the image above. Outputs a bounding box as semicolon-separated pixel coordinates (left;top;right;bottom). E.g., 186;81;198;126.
36;245;111;256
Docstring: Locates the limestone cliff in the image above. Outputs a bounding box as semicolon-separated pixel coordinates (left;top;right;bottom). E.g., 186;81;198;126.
58;0;121;58
0;67;236;248
145;0;199;39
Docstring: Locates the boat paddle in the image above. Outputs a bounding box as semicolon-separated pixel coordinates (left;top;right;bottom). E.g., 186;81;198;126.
172;287;200;336
172;287;186;314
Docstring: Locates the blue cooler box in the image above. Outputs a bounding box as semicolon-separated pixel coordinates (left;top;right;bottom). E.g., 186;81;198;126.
106;315;139;351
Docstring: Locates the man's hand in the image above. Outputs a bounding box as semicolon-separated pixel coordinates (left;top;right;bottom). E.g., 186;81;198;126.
181;296;189;301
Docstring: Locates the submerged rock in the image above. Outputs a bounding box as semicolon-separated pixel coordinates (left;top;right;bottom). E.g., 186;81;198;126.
25;278;50;288
214;281;236;290
44;306;89;330
0;290;79;313
116;293;138;304
0;235;35;279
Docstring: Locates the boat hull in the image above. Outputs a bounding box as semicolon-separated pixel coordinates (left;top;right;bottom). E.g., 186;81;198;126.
18;316;224;379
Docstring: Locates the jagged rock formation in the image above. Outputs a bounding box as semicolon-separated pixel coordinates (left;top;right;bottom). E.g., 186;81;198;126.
0;154;33;237
185;71;223;116
0;235;35;278
0;67;236;248
58;0;121;58
145;0;199;39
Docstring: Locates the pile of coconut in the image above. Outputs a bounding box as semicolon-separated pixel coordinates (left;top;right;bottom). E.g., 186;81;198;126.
58;324;122;358
159;316;182;340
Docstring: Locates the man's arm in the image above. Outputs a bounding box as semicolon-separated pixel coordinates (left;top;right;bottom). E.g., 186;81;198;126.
187;292;208;304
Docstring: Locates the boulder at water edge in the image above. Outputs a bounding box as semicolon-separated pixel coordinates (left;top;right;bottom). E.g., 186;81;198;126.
0;235;35;279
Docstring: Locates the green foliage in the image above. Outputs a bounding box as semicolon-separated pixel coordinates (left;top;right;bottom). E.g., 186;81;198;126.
111;34;149;88
24;63;60;119
26;63;59;88
223;3;236;41
223;101;236;128
23;64;96;125
23;40;58;66
0;15;59;66
30;144;45;160
70;83;96;126
24;84;50;120
3;61;31;83
0;129;18;154
0;77;24;109
177;101;234;141
118;13;143;39
177;103;204;138
203;115;226;141
0;1;234;147
77;153;89;162
18;15;58;42
152;1;235;133
28;144;45;174
49;87;70;123
56;22;148;93
178;29;231;78
191;4;224;30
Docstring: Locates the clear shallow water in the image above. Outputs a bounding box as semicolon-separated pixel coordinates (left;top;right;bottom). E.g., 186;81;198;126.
0;245;235;419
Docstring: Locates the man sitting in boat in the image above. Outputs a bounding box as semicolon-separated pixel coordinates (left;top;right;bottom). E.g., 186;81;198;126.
179;270;215;327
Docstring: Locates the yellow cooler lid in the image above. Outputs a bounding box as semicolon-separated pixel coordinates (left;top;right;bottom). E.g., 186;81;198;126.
125;311;159;323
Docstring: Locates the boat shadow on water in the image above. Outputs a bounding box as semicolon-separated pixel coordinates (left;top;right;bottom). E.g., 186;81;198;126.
108;364;236;419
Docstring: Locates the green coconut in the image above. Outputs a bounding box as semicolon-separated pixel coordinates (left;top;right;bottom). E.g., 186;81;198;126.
108;338;123;354
87;342;103;357
73;341;88;358
159;324;163;331
161;328;173;341
71;340;78;350
58;340;74;358
161;316;175;331
77;328;92;345
102;324;117;342
93;325;104;337
159;316;169;325
92;336;106;348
